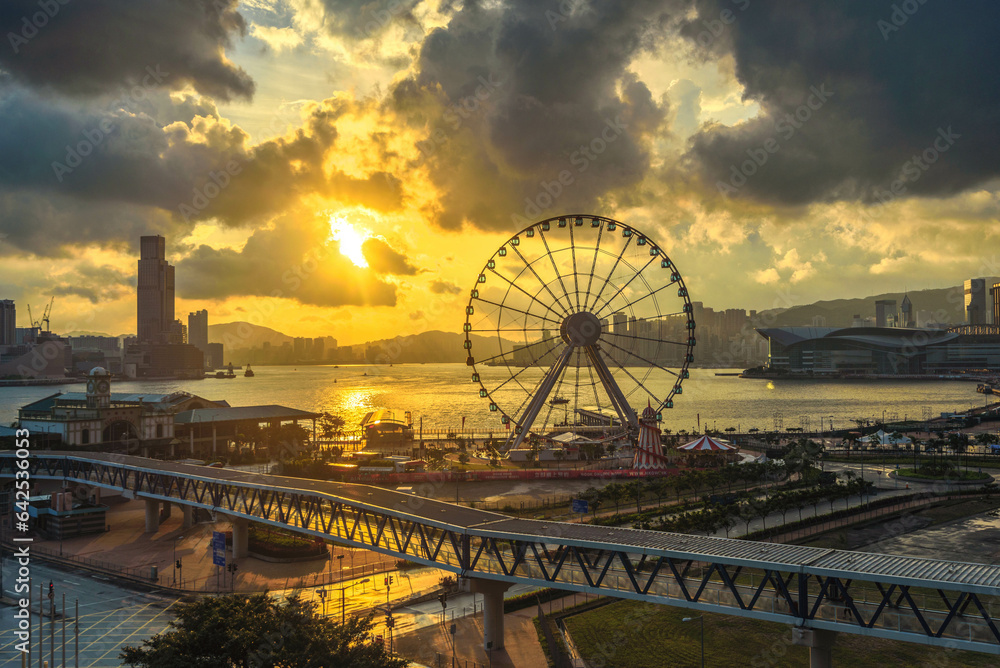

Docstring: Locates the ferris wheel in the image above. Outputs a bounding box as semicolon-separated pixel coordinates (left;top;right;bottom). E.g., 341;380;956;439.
463;214;695;452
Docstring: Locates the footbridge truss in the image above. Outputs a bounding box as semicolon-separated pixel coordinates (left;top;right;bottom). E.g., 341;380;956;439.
4;451;1000;658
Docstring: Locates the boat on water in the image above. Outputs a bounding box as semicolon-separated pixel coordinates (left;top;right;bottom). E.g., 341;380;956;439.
215;362;236;379
550;397;569;405
245;364;255;377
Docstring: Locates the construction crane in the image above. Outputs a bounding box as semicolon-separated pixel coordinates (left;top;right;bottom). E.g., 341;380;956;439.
41;296;54;332
25;297;54;332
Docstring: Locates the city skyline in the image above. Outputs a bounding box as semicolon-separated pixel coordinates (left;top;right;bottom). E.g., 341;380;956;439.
0;3;998;344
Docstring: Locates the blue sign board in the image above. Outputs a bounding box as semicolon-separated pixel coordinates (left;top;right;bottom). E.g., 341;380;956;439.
212;531;226;567
571;499;588;514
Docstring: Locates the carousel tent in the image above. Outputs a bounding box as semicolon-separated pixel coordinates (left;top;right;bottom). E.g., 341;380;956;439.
677;435;737;452
859;430;911;445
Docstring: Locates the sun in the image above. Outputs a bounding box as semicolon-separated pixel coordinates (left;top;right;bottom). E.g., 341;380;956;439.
328;215;370;268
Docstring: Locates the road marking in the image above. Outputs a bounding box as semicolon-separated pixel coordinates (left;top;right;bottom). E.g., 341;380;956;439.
86;599;179;667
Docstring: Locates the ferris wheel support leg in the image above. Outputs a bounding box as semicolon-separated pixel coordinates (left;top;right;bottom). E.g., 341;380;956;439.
584;346;638;431
504;346;575;452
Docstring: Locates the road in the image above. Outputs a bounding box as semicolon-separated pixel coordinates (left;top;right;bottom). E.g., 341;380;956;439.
273;566;541;642
0;560;179;668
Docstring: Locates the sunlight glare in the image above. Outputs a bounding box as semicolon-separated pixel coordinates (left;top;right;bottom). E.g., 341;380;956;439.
329;215;370;268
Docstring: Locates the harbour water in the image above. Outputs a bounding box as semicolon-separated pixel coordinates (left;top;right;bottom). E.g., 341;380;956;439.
0;364;987;434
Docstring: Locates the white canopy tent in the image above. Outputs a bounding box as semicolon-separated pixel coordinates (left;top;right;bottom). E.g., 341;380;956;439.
859;429;911;445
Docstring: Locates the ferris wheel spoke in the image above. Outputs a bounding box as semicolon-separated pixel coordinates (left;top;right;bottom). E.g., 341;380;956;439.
596;281;680;320
582;222;604;309
585;234;634;312
473;296;564;327
583;355;605;416
572;348;583;423
600;337;681;378
597;344;662;404
540;355;574;432
510;243;573;315
490;267;571;320
468;327;551;334
591;255;659;319
568;224;581;311
488;358;545;394
536;228;576;313
473;337;560;367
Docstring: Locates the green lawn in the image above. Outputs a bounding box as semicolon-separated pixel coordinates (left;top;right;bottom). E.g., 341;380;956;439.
563;600;998;668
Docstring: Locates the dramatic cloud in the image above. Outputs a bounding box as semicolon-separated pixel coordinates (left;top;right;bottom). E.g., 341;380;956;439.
0;0;255;101
388;0;679;231
174;216;399;307
0;87;403;254
50;263;135;303
430;279;462;295
683;1;1000;205
362;237;419;275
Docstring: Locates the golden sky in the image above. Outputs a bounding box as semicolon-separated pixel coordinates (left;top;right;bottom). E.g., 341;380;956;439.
1;1;998;345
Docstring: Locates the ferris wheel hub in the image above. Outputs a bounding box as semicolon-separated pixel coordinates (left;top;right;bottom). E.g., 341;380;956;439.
560;311;602;346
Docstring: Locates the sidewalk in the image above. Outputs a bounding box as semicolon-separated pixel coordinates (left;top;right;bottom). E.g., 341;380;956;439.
27;498;398;593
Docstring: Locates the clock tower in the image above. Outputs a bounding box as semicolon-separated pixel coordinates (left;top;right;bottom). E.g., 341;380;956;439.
86;367;112;409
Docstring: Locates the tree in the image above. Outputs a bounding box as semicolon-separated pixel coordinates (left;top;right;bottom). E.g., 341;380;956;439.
319;412;347;440
603;483;626;513
458;452;470;468
623;481;644;513
120;593;406;668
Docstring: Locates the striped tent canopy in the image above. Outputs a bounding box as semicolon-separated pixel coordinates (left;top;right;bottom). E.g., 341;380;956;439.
676;435;737;452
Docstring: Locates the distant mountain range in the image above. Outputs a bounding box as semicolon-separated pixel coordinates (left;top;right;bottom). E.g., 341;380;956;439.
755;286;964;328
74;284;969;348
206;322;514;363
208;322;294;348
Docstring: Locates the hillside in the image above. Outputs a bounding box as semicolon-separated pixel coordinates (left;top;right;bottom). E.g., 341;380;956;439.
755;286;963;328
208;322;294;349
361;330;515;363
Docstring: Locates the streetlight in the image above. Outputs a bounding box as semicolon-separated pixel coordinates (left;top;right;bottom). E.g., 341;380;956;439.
334;578;370;624
682;616;704;668
173;536;182;585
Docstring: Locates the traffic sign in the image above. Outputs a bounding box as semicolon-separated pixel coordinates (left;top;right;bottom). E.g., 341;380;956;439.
212;530;226;567
571;499;589;514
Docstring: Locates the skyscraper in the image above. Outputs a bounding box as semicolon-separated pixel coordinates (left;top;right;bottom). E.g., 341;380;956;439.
964;278;1000;325
188;309;208;350
137;236;175;343
875;299;896;328
0;300;14;346
900;294;914;328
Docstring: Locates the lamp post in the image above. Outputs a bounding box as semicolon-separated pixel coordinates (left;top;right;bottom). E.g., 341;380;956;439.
335;578;370;624
682;616;704;668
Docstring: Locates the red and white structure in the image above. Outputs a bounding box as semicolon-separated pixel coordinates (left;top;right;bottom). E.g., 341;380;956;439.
676;435;737;452
632;405;672;470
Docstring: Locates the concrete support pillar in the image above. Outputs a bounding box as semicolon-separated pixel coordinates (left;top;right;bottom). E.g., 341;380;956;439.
159;501;172;522
230;516;249;560
144;498;159;533
470;578;511;651
212;424;217;456
182;504;194;529
792;628;837;668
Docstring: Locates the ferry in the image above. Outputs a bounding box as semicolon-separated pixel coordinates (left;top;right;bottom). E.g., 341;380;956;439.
549;397;569;405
